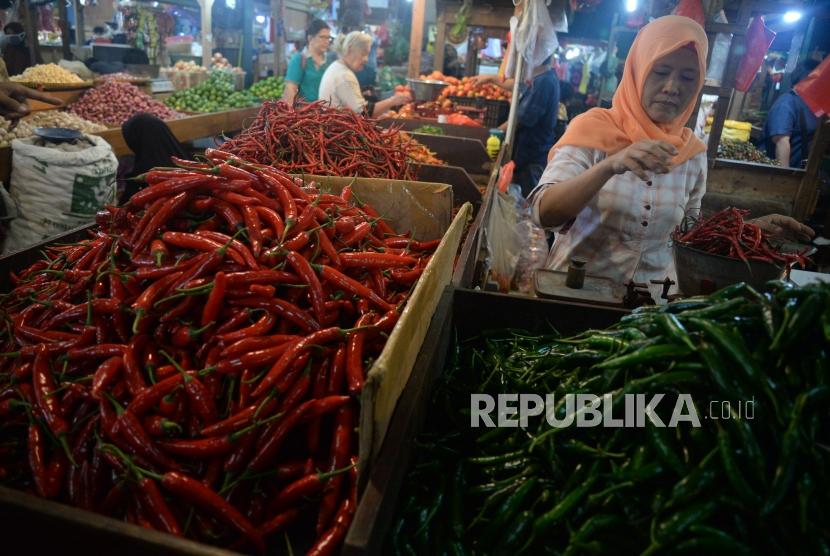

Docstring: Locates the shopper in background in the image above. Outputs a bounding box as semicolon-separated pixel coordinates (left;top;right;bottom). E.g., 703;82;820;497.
353;32;378;91
763;58;821;168
509;56;561;196
318;31;411;117
118;113;188;203
2;22;40;78
283;20;333;105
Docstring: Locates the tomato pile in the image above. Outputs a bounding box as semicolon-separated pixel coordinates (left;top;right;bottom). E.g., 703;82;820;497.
0;155;437;554
418;72;512;102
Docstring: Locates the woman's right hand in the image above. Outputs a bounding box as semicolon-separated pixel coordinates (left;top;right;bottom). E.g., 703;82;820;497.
602;140;678;181
391;92;412;106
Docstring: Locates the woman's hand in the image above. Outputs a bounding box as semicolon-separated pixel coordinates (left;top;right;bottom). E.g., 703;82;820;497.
0;83;61;118
749;214;815;243
469;74;498;86
390;92;412;106
601;140;678;181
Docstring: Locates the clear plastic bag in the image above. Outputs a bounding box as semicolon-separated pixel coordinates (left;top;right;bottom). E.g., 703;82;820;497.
512;217;549;294
705;11;731;86
485;190;523;292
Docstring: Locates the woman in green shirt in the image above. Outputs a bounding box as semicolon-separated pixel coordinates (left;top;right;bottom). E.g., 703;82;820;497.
283;20;332;104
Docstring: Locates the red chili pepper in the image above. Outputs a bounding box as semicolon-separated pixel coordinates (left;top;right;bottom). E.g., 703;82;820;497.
248;395;350;471
255;205;286;238
200;271;226;327
250;327;351;399
230;297;320;334
160;471;266;553
67;343;126;361
285;251;326;321
195;230;259;269
143;415;182;437
133;192;192;253
32;344;69;437
340;221;372;247
27;423;49;497
241;204;263;257
220;333;298;359
339;251;418;269
129;174;219;207
161;232;247;266
317;264;394;312
327;344;347;395
215;341;293;375
126;374;185;415
307;494;355;556
137;477;182;536
345;313;375;394
117;410;180;470
259;508;301;538
215;310;276;344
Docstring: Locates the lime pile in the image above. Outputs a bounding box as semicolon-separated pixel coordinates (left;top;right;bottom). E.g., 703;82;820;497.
249;76;285;100
165;72;257;113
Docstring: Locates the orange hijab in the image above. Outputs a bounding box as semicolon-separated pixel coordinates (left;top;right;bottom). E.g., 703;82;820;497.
550;15;708;166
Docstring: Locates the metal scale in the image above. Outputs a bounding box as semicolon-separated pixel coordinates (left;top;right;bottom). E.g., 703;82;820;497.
533;258;680;309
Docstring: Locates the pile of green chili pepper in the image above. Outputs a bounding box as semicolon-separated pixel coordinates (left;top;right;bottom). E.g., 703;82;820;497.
388;280;830;555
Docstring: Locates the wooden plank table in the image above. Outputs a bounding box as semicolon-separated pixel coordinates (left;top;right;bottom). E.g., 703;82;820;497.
0;107;261;186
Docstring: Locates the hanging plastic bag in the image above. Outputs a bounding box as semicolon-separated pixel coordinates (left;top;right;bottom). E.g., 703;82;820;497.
734;17;775;92
506;0;559;82
485;189;523;293
795;55;830;117
673;0;705;26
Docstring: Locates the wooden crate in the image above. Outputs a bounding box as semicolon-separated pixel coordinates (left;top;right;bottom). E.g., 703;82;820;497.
343;287;627;554
0;179;472;555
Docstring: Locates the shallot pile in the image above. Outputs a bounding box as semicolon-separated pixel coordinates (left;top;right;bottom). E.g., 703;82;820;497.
70;81;183;126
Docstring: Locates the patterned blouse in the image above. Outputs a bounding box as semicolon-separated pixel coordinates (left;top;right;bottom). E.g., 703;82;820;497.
529;145;707;299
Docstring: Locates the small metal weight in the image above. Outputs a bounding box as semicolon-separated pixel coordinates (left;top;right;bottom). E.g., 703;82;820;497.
565;258;587;289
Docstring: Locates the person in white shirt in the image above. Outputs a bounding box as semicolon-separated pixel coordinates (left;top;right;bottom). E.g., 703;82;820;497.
530;16;812;298
318;31;410;117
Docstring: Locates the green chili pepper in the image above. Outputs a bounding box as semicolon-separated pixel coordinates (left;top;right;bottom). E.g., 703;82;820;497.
496;510;534;553
652;499;719;545
594;344;691;370
523;474;598;551
564;514;624;555
483;477;538;545
655;313;696;350
666;448;717;509
715;423;761;506
645;424;687;477
449;463;465;540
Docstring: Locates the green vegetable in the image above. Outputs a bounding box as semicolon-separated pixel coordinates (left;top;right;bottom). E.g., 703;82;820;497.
385;282;830;554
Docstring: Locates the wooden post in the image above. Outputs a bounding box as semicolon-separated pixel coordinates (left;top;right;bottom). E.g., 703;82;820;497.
272;0;285;78
241;0;254;86
198;0;215;69
20;0;40;67
434;10;446;73
57;0;72;60
73;0;86;49
408;0;426;78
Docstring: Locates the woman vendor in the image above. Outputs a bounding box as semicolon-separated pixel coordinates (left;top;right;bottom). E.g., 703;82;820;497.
530;16;813;298
318;31;411;117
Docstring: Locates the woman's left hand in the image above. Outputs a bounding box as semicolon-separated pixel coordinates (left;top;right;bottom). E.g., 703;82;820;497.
749;214;815;243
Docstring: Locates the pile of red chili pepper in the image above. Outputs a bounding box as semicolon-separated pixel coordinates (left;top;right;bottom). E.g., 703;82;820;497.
218;100;416;180
0;152;438;554
674;207;808;267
